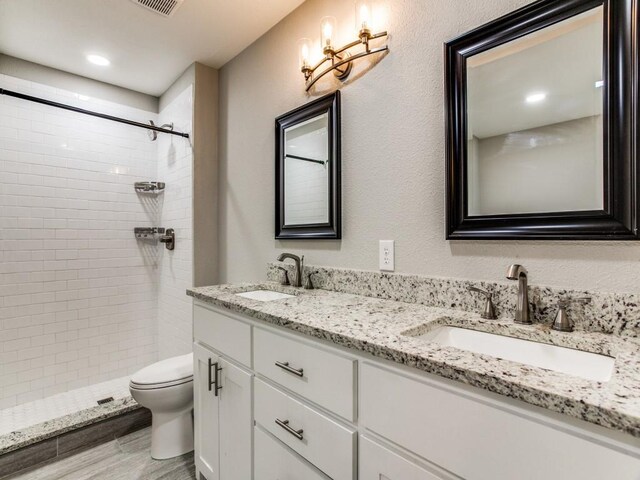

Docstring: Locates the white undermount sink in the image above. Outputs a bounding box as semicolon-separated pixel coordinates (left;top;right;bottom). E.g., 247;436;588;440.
235;290;296;302
414;326;614;382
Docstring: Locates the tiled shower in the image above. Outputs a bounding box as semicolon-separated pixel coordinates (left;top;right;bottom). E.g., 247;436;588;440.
0;73;193;431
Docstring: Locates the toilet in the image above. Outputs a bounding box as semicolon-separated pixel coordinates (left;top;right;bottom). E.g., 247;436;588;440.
129;352;194;460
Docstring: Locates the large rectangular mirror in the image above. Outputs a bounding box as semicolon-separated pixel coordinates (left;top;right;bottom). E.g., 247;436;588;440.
446;0;638;240
276;91;341;239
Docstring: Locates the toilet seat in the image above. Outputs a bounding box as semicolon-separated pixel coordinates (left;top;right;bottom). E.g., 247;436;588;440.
130;377;193;390
130;353;193;390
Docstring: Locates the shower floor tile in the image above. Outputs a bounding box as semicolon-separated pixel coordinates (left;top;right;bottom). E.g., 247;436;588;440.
0;377;131;436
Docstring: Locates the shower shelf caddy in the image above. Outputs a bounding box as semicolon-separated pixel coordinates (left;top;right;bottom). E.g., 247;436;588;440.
134;227;165;240
134;227;175;250
134;181;165;193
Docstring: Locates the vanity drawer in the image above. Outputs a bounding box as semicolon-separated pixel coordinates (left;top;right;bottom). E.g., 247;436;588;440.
359;435;448;480
254;327;356;420
193;303;251;367
360;362;640;480
254;378;356;480
254;426;330;480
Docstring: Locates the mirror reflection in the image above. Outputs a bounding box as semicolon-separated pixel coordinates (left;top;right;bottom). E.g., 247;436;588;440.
466;6;604;216
284;113;329;226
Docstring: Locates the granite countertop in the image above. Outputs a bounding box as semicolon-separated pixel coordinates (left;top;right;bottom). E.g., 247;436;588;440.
188;282;640;439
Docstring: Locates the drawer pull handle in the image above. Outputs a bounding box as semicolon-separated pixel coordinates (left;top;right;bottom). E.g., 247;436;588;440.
275;418;304;440
275;361;304;377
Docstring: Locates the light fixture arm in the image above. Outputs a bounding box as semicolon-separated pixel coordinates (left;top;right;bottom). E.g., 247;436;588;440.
301;30;388;91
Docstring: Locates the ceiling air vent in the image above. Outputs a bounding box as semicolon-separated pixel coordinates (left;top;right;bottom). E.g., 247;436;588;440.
131;0;184;17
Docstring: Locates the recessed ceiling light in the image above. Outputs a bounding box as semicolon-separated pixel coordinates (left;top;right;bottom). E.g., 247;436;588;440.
87;54;110;66
595;80;604;88
525;92;546;104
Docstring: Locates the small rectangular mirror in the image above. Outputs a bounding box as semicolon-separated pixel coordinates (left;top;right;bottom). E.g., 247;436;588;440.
276;92;341;239
284;113;330;225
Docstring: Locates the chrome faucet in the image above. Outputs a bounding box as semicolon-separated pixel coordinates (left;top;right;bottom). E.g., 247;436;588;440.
506;264;532;324
277;253;304;287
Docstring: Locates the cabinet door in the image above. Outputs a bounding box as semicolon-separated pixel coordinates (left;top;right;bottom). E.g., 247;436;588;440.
359;436;449;480
218;358;253;480
194;343;220;480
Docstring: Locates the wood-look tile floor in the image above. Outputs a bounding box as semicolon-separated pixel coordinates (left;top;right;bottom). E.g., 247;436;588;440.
5;427;195;480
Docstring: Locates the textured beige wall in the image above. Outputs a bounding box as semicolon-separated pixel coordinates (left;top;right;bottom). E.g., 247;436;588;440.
193;63;219;287
218;0;640;293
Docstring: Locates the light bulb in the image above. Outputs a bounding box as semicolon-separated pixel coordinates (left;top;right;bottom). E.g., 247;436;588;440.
525;92;546;104
298;38;312;69
323;23;332;40
356;1;372;32
86;54;110;66
320;16;336;50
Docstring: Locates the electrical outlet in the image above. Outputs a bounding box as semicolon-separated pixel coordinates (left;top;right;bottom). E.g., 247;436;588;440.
379;240;395;271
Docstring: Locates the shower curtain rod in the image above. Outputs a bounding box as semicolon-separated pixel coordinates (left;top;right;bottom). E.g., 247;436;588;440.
0;88;190;139
285;154;327;166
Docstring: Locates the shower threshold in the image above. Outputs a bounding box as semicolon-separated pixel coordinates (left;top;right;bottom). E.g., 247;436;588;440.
0;376;142;455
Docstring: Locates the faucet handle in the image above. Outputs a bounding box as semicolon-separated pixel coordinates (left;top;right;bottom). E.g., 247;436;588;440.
276;266;290;286
552;297;591;332
467;286;497;320
303;272;317;290
468;286;490;297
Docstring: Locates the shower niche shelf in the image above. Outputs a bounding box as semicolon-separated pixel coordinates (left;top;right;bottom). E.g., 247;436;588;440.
134;181;165;193
134;227;165;240
134;227;175;250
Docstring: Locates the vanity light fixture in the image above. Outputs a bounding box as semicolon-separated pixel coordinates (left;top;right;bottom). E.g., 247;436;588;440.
525;92;546;103
298;1;388;91
86;54;110;66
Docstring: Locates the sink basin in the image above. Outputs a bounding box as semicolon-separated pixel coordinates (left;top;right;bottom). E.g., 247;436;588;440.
413;326;614;382
235;290;296;302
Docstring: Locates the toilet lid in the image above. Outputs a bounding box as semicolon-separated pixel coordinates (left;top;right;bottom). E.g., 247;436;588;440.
130;352;193;386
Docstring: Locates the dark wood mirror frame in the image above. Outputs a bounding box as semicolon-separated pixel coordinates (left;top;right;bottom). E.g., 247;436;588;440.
445;0;639;240
275;91;341;239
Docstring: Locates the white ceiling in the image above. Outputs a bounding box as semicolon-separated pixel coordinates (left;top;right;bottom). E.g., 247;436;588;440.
0;0;305;96
468;6;603;139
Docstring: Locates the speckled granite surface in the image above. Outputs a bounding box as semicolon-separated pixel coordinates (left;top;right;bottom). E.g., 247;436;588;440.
188;282;640;438
267;263;640;337
0;396;140;455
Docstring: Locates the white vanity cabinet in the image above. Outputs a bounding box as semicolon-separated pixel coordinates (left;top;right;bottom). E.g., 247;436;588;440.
360;362;640;480
192;300;640;480
193;306;253;480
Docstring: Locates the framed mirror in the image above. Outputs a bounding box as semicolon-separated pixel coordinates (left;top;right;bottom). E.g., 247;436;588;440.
275;91;341;239
445;0;639;240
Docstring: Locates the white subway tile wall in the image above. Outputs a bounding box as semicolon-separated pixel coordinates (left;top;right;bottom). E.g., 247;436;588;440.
0;74;195;409
157;86;194;359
